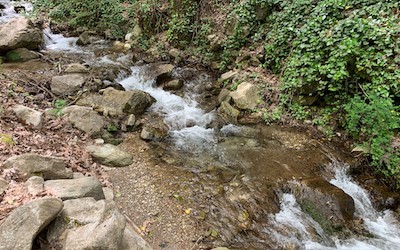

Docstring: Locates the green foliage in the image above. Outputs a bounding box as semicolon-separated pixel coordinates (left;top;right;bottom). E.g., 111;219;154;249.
34;0;128;38
344;94;400;184
48;99;67;116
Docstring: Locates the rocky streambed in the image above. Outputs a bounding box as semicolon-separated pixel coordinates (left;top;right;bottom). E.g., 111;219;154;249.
1;2;400;250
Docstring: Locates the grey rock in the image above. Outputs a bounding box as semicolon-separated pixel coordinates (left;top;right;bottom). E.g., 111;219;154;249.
0;177;8;194
230;82;259;110
168;48;181;59
144;63;174;84
26;176;44;196
126;114;136;127
87;144;133;167
65;63;89;73
77;87;155;116
51;74;85;96
140;118;168;141
62;105;106;136
121;223;153;250
47;198;127;250
2;154;72;180
0;17;43;52
103;187;114;200
44;177;105;201
0;198;63;250
162;79;183;91
13;104;43;129
218;101;240;124
76;31;91;46
217;89;232;104
6;48;38;62
72;172;85;179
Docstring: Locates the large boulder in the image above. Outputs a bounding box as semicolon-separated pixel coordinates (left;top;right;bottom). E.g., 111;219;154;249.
87;144;133;167
62;105;106;136
44;177;105;201
2;154;73;180
51;74;86;96
47;198;127;250
0;17;43;52
77;87;155;116
0;198;63;250
289;177;355;233
230;82;259;110
13;104;43;129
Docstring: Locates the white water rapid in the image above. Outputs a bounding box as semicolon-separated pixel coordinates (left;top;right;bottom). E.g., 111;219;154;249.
0;0;32;23
266;164;400;250
119;65;216;151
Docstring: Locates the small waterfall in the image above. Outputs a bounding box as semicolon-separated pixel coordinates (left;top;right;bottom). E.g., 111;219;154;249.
265;164;400;249
119;65;216;151
43;28;80;52
0;1;32;23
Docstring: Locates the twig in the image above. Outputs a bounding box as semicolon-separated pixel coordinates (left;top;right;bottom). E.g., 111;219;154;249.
190;236;203;250
124;214;146;237
15;70;56;99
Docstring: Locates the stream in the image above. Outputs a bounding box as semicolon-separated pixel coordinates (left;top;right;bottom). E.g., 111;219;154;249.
2;2;400;249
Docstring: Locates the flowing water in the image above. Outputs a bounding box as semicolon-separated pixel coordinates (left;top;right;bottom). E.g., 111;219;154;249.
3;4;400;248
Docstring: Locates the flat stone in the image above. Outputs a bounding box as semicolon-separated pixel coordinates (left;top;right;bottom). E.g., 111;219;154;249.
230;82;259;110
62;105;106;136
26;176;44;196
218;70;238;82
121;223;153;250
87;144;133;167
51;74;85;96
2;154;73;180
47;198;127;250
13;104;43;129
65;63;89;73
6;48;38;62
102;187;114;200
44;177;105;201
0;198;63;250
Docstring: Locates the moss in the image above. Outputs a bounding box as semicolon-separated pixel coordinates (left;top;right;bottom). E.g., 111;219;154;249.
298;199;336;235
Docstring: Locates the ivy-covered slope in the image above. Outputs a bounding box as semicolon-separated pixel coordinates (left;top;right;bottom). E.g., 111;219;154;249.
34;0;400;186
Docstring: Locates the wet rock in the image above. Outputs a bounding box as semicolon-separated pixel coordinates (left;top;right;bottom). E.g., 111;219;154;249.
2;154;73;180
144;63;174;84
26;176;44;196
77;87;155;116
218;70;238;83
87;143;133;167
162;79;183;91
13;104;43;129
51;74;85;96
0;17;43;52
230;82;259;110
121;224;153;250
76;31;91;45
0;198;63;250
5;48;38;62
47;198;127;250
289;177;355;233
218;101;240;124
0;177;8;194
140;118;168;141
44;177;105;201
65;63;89;73
62;105;106;136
